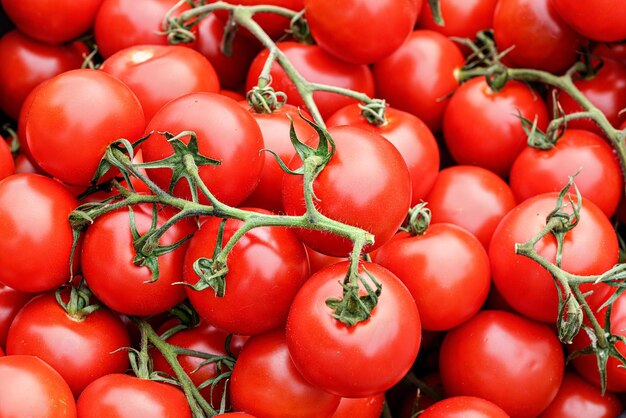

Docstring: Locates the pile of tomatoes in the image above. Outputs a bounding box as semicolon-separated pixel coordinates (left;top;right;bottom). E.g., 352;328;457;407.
1;0;626;417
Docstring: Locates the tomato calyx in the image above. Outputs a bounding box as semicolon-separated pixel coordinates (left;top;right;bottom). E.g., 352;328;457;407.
325;264;382;326
359;99;388;127
288;10;314;44
401;202;432;236
246;84;287;114
184;219;229;297
426;0;445;26
1;123;19;156
55;282;100;321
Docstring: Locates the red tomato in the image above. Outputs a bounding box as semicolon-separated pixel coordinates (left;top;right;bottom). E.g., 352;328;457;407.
440;310;564;417
230;330;341;418
374;224;491;331
218;414;257;418
101;45;220;122
373;30;464;132
305;245;346;274
77;374;191;418
142;92;264;207
0;284;32;349
327;103;440;205
0;174;79;292
1;0;102;44
594;43;626;67
509;129;623;217
539;372;623;418
13;152;42;175
19;69;145;186
286;261;421;397
420;396;510;417
331;394;385;418
246;42;375;120
0;137;13;181
551;0;626;42
0;30;84;119
425;165;517;249
417;0;498;40
184;210;309;335
0;355;76;417
443;77;549;177
282;126;411;257
6;292;130;396
216;0;304;40
305;0;420;64
490;192;618;323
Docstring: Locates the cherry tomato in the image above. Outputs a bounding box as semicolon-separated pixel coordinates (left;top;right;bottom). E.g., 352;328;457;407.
0;137;13;180
417;0;498;40
594;43;626;67
0;284;32;349
331;394;385;418
420;396;510;417
305;245;346;274
551;0;626;42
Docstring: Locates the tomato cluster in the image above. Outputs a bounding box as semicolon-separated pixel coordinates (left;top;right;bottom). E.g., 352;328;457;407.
1;0;626;417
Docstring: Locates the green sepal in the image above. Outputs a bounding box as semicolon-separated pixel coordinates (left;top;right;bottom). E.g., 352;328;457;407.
54;282;101;321
325;266;382;326
546;172;582;267
555;290;583;344
426;0;444;26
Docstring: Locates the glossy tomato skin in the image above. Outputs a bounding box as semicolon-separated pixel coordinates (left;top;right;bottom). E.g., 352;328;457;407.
0;355;77;417
0;138;13;181
417;0;498;40
19;69;145;186
373;30;464;132
282;126;411;256
286;261;421;397
0;174;79;292
101;45;220;122
490;192;618;323
374;224;491;331
509;129;623;217
305;0;420;64
420;396;510;418
6;292;130;397
305;245;346;274
77;374;191;418
142;92;264;207
327;103;440;205
184;210;309;335
0;30;84;119
443;77;549;177
0;284;32;349
230;330;341;418
440;310;564;417
331;394;385;418
246;42;375;120
551;0;626;42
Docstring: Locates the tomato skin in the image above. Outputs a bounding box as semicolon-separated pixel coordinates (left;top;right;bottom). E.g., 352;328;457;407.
417;0;498;40
0;174;80;292
305;245;346;274
246;42;375;120
101;45;220;122
489;192;618;323
305;0;420;65
331;394;385;418
327;103;440;205
594;43;626;67
0;138;13;181
373;30;464;132
420;396;510;418
509;129;623;218
286;261;421;397
551;0;626;42
77;374;191;418
230;330;341;418
6;292;130;397
0;355;77;417
443;77;549;177
0;285;32;350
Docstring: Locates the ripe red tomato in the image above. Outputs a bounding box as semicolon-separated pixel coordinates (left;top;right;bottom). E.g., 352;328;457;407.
286;261;421;397
282;126;411;257
230;329;341;418
509;129;623;217
551;0;626;42
305;245;346;274
440;310;564;417
77;374;191;418
0;137;14;181
327;103;440;205
19;69;145;186
420;396;510;417
490;192;618;323
217;0;304;40
0;174;79;292
417;0;498;40
443;76;549;177
594;43;626;67
0;284;32;349
373;30;464;132
101;45;220;122
0;355;77;417
331;394;385;418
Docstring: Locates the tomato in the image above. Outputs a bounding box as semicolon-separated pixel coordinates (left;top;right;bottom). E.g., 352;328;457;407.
286;261;421;397
305;0;420;64
425;165;517;249
373;30;464;132
81;205;192;316
6;291;130;396
538;372;623;418
0;137;13;181
218;414;257;418
305;245;346;274
551;0;626;42
0;355;76;417
594;43;626;67
19;69;145;186
216;0;304;40
420;396;510;417
0;285;32;349
440;310;564;417
443;76;549;177
246;42;375;120
230;330;341;418
282;126;411;256
490;192;618;323
142;92;264;207
417;0;498;40
374;224;491;331
493;0;582;74
331;394;385;418
101;45;220;122
0;30;84;119
77;374;191;418
327;103;440;205
509;129;623;217
13;152;42;175
1;0;102;44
